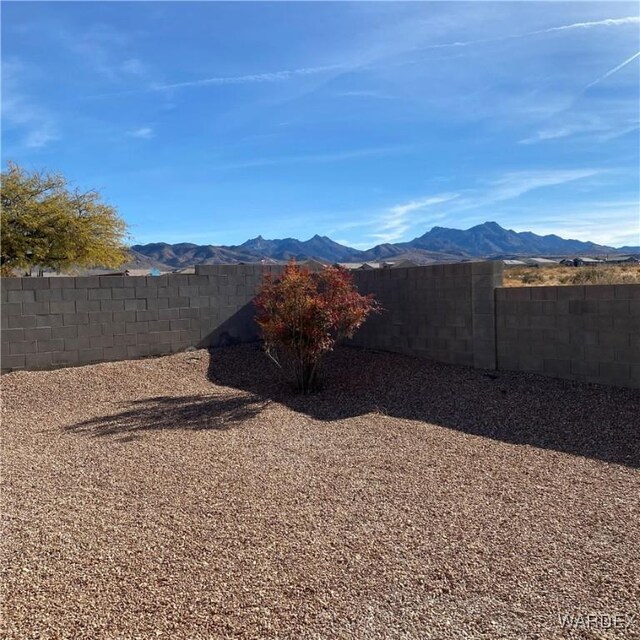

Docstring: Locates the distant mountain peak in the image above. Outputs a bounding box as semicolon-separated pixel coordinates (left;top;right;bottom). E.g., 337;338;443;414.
131;222;625;269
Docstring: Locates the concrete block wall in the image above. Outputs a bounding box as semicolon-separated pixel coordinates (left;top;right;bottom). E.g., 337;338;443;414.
496;284;640;388
349;261;503;369
4;264;636;389
0;265;283;372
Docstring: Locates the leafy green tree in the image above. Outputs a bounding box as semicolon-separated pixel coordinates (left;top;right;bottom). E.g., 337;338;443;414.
1;162;129;275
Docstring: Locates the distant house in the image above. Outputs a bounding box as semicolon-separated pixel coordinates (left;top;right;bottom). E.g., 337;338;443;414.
338;260;417;270
299;259;328;271
574;257;603;267
338;262;379;270
45;268;121;277
390;259;418;269
47;267;164;277
523;257;559;267
603;256;640;265
500;259;527;267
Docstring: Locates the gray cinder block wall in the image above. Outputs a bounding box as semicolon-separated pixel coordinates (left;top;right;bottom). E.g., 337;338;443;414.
496;284;639;388
0;262;501;373
2;263;639;389
0;265;283;372
350;261;503;369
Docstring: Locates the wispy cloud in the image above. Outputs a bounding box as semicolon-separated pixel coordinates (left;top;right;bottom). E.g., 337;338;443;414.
363;169;603;245
485;169;602;201
23;129;58;149
218;145;410;170
127;127;155;139
520;48;639;146
66;25;148;82
520;123;599;144
99;16;639;101
519;117;639;145
511;201;640;247
334;90;397;100
251;13;640;137
372;194;460;243
120;58;146;77
69;23;131;81
2;59;58;149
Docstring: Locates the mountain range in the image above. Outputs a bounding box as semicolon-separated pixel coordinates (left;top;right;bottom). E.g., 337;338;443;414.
129;221;638;270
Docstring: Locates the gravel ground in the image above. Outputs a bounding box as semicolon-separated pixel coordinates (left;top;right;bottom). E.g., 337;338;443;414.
1;345;639;639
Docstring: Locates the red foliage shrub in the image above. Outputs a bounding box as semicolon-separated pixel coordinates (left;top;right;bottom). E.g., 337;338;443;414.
254;260;380;393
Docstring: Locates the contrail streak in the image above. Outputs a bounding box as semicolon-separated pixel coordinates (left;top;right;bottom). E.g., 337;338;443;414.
418;16;640;52
584;51;640;91
151;64;344;91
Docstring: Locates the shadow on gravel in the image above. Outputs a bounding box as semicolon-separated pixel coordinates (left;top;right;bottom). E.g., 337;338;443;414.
207;344;640;469
65;393;267;438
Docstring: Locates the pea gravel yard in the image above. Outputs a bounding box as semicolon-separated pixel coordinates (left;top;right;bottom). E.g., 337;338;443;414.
1;345;639;639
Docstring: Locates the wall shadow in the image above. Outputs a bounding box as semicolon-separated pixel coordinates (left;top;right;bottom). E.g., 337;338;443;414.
198;301;261;349
207;344;640;469
65;394;267;439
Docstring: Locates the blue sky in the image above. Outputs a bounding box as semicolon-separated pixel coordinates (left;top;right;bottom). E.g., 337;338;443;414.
2;1;639;248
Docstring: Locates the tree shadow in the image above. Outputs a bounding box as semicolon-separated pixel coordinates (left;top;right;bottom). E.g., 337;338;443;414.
65;393;268;439
207;344;640;469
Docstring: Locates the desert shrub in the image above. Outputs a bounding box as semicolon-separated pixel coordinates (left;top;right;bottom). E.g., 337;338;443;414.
568;267;639;285
505;265;640;287
522;271;544;284
569;269;608;284
255;260;380;393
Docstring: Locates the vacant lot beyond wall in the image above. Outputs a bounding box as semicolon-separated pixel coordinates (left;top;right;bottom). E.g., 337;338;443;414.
496;285;639;388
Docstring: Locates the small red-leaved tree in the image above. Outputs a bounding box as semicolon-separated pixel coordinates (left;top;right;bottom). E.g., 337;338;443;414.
255;260;380;394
